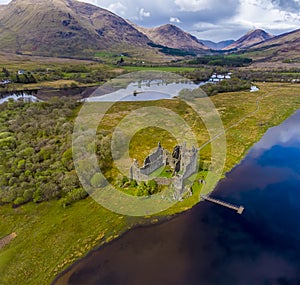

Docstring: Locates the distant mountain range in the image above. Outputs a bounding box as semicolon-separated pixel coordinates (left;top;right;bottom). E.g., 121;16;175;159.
246;29;300;63
0;0;152;57
0;0;298;61
200;40;235;50
223;29;274;50
135;24;208;52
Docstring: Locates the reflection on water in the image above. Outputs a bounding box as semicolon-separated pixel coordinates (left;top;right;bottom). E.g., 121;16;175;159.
85;80;200;102
254;113;300;151
54;110;300;285
0;93;39;104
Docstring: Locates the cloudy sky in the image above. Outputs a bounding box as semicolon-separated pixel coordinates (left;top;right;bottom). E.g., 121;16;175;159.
1;0;300;41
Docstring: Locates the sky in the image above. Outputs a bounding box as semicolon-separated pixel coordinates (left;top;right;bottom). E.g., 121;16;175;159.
1;0;300;41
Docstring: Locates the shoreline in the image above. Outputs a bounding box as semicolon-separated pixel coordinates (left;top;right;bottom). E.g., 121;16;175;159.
51;105;300;284
50;214;176;285
1;82;299;285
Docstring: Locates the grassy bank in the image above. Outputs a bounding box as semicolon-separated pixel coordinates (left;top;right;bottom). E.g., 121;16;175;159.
0;199;137;284
0;83;299;285
122;66;196;72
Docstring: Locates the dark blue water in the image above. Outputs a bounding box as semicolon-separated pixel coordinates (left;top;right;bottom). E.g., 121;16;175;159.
54;111;300;285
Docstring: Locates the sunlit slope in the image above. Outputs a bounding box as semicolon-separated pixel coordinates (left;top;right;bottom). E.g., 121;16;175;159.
0;0;152;57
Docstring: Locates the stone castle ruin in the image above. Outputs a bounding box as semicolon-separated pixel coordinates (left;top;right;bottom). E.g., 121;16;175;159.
130;142;199;199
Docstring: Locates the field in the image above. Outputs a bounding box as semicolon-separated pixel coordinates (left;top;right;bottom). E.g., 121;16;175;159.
0;52;94;71
0;52;121;91
122;66;196;72
0;82;300;285
0;53;199;92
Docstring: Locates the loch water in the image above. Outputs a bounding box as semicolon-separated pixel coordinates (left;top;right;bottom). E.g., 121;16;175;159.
0;93;39;104
54;110;300;285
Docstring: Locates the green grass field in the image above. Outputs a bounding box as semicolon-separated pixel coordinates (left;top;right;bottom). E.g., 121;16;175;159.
0;199;132;285
0;82;300;285
122;66;196;72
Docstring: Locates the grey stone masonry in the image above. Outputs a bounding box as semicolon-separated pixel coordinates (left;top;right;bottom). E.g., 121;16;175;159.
130;142;199;200
130;143;165;181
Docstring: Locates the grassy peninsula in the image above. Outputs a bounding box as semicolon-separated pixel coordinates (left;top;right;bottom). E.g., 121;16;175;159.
0;82;299;285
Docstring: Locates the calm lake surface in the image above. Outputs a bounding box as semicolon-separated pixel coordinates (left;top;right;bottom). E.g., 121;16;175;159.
54;110;300;285
0;93;39;104
85;80;202;102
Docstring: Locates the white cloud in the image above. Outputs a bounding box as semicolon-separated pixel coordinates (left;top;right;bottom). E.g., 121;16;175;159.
189;0;300;41
170;17;181;23
174;0;212;11
78;0;98;5
107;2;128;16
1;0;300;41
139;8;151;20
193;22;219;30
232;0;300;31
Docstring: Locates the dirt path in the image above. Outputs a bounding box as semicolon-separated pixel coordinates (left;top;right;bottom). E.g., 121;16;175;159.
0;232;17;250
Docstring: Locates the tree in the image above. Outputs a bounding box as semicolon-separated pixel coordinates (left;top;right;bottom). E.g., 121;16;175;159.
117;57;124;65
2;67;10;77
130;179;138;187
147;180;158;195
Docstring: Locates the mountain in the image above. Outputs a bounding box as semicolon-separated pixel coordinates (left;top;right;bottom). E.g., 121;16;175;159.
200;39;235;50
223;29;274;50
136;24;209;52
0;0;153;57
245;29;300;63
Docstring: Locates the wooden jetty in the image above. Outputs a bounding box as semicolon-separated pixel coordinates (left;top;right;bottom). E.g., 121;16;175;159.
201;195;245;215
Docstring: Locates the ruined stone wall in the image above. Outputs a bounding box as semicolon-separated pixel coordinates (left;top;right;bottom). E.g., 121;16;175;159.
140;156;164;176
140;144;164;176
172;145;199;200
144;145;164;165
130;160;149;181
154;177;172;185
130;143;199;199
183;147;199;179
130;143;165;181
172;175;184;195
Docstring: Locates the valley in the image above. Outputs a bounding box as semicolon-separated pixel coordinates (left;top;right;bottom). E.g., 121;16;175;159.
0;0;299;284
0;81;300;284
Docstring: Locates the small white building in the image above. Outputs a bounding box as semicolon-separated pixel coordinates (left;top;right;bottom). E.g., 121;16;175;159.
207;73;232;84
0;79;11;85
250;86;259;92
